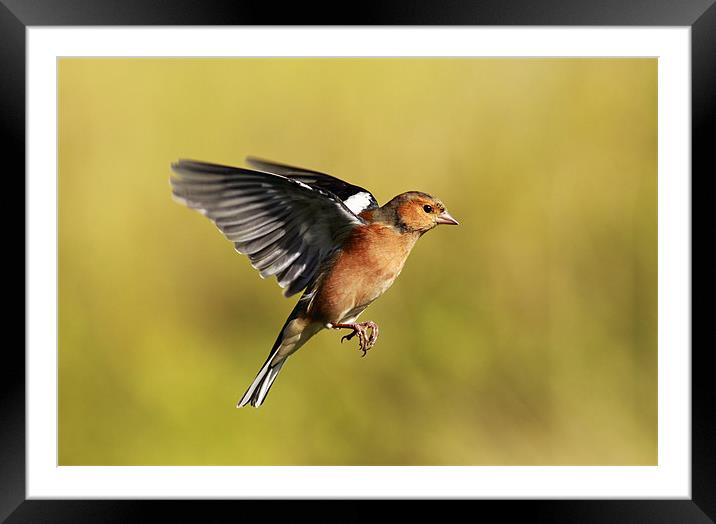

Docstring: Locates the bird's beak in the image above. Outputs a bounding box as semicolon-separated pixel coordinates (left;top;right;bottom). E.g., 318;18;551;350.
436;210;459;225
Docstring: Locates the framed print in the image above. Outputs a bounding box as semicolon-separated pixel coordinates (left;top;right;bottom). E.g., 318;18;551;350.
5;0;708;521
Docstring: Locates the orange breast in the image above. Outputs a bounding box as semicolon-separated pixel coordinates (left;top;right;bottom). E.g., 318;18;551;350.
308;224;419;323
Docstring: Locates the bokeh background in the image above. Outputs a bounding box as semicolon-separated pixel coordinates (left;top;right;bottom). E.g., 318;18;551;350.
59;58;657;465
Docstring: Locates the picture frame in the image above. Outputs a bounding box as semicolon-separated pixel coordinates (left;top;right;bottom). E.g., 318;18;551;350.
5;0;707;521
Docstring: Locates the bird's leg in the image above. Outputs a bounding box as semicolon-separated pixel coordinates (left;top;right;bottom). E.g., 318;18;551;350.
330;321;379;357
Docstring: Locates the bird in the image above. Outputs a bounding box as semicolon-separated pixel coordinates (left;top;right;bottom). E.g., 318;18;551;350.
170;156;458;408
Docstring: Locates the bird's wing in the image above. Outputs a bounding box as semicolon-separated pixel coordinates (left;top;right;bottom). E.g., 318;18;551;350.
171;159;362;297
246;156;379;215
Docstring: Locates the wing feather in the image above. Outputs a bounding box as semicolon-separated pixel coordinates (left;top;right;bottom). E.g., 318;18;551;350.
171;159;362;297
246;156;379;214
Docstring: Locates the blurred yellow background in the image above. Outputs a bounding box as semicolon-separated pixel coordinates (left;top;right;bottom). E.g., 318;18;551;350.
58;58;657;465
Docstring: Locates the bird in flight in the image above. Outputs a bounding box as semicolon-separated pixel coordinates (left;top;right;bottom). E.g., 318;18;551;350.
170;157;458;408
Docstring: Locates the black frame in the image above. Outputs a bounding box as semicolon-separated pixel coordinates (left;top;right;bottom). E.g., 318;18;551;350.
4;1;707;522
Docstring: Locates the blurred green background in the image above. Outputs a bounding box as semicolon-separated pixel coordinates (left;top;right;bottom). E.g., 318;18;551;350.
59;58;657;465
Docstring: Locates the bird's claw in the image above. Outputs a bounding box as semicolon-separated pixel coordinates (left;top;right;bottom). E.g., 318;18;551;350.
337;321;379;357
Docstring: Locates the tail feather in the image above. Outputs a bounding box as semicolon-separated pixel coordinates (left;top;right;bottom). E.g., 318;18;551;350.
236;320;290;408
237;358;286;408
237;297;321;408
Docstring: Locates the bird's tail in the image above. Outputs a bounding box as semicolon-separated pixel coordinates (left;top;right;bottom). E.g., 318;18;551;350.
236;353;286;409
237;299;321;408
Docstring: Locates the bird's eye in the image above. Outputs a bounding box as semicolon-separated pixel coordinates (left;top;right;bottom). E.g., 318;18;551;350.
423;205;433;213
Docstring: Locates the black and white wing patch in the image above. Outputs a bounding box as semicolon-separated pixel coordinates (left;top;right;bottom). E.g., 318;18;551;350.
246;157;379;215
170;160;362;297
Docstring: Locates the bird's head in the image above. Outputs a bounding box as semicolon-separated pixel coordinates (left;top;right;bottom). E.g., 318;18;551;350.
384;191;459;234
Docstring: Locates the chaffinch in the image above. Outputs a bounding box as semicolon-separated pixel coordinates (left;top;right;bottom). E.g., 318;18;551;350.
170;157;458;408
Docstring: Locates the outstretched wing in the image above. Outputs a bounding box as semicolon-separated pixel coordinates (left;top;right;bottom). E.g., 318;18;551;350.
246;156;379;215
170;159;362;297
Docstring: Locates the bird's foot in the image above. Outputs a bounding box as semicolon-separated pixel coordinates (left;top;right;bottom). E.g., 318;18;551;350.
333;321;379;357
